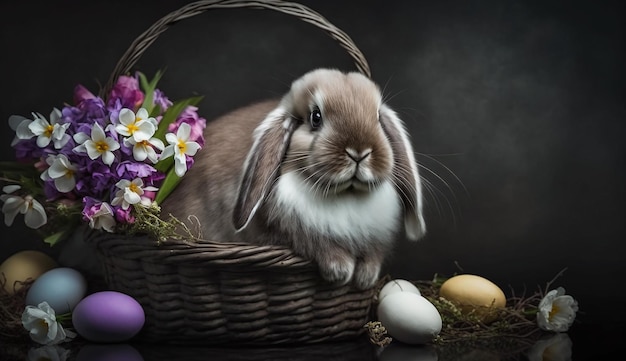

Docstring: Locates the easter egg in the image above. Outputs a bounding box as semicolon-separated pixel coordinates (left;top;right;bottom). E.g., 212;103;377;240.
73;291;145;343
377;292;442;345
25;267;87;314
439;274;506;323
379;279;421;301
76;344;144;361
0;250;57;294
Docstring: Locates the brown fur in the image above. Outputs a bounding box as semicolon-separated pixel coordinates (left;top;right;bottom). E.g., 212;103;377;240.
160;69;425;289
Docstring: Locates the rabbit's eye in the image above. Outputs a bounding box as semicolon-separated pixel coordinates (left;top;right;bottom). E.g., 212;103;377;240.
309;109;323;130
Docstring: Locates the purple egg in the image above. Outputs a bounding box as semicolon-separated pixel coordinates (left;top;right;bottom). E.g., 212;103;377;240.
73;291;145;343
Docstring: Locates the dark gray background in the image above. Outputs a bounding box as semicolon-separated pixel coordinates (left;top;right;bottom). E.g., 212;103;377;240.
1;0;624;332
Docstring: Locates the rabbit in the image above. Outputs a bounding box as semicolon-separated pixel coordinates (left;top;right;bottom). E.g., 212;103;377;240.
160;68;426;290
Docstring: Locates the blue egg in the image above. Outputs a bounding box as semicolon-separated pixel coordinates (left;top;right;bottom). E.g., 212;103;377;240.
25;267;87;315
72;291;145;343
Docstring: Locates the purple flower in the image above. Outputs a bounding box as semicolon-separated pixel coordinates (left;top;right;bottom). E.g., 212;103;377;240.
115;161;156;180
82;197;101;220
12;139;44;161
73;161;117;200
168;106;206;147
82;197;116;232
114;206;135;224
153;89;173;112
43;180;62;200
73;84;96;104
144;171;166;188
142;189;157;203
106;75;144;111
62;98;107;134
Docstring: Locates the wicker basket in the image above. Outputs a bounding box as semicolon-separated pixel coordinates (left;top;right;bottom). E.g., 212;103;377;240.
90;0;378;345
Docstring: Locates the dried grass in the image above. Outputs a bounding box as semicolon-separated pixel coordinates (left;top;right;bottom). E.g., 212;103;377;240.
0;274;32;341
367;270;569;355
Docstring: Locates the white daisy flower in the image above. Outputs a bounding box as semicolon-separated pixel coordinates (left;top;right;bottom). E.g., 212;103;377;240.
123;136;165;164
73;123;120;165
40;154;77;193
27;109;71;149
115;107;157;142
161;123;201;177
21;301;76;345
111;178;158;210
85;202;116;233
9;114;35;146
0;185;47;229
536;287;579;332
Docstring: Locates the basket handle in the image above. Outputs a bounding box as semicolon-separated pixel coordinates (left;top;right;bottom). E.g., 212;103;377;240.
100;0;371;98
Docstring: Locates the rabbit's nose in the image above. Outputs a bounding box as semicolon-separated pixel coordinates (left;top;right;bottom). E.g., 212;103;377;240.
345;147;372;163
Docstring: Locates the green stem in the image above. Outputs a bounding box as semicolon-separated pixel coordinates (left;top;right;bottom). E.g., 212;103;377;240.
56;312;72;326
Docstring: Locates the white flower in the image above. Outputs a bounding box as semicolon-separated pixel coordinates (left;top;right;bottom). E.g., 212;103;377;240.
0;185;47;229
115;107;157;142
161;122;201;177
9;114;35;146
73;123;120;165
27;345;71;361
27;109;71;149
537;287;579;332
111;178;158;210
86;202;116;232
21;301;76;345
124;136;165;164
526;333;572;361
40;154;77;193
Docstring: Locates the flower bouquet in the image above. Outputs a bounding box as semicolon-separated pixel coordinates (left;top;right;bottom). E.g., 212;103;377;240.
0;70;210;345
1;71;206;245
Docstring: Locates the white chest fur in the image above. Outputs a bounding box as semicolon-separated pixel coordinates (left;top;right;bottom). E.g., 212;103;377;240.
270;172;401;250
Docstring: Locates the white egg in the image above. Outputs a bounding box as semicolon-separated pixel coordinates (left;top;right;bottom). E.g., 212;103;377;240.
377;292;442;345
379;279;421;301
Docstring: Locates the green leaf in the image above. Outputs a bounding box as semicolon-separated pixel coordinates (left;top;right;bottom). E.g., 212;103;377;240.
153;95;204;142
138;70;165;113
43;230;66;247
154;154;174;173
154;167;183;205
149;104;162;118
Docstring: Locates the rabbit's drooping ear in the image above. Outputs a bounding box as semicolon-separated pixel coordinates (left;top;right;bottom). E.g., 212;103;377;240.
233;107;299;231
379;104;426;240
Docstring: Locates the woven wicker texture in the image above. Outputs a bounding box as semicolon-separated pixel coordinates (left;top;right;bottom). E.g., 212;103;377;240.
92;0;377;345
94;234;377;344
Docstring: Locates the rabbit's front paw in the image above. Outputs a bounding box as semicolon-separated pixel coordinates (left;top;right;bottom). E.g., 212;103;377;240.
354;258;382;290
317;252;356;286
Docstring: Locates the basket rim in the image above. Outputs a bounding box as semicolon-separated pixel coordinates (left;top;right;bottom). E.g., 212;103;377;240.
100;0;371;98
91;231;316;270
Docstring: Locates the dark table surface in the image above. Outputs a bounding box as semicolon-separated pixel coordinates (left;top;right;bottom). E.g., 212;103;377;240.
1;321;622;360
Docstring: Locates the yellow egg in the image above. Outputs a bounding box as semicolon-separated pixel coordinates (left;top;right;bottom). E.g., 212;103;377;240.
0;250;58;294
439;274;506;323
